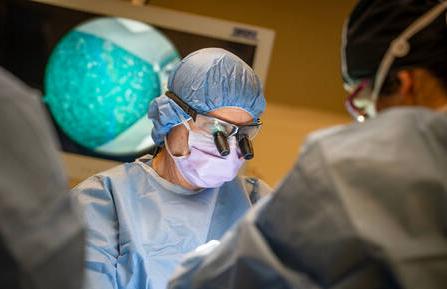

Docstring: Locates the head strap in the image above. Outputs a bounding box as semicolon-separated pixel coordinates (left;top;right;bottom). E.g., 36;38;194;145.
165;91;198;121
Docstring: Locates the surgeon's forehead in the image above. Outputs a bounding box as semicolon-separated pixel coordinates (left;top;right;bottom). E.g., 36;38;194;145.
207;107;253;125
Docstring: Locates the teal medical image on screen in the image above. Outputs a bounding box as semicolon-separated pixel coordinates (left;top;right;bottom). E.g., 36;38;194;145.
0;1;257;162
44;17;180;156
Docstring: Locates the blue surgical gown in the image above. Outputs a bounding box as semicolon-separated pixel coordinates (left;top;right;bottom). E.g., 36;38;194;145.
0;67;84;289
71;154;270;289
169;108;447;289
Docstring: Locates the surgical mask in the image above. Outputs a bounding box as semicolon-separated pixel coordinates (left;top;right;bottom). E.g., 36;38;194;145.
165;121;245;189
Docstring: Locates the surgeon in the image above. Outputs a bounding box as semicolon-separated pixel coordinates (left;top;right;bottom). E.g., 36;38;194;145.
71;48;271;289
168;1;447;289
0;66;85;289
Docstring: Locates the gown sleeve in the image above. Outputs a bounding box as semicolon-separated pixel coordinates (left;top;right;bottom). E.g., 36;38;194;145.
168;138;409;289
71;175;120;289
0;67;85;289
167;156;323;289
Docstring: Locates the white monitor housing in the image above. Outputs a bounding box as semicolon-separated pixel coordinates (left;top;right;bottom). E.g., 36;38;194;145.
31;0;275;181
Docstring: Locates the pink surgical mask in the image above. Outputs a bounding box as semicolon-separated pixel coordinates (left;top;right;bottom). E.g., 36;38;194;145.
165;121;245;189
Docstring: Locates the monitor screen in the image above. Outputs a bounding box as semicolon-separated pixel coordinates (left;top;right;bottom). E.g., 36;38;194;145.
0;0;269;164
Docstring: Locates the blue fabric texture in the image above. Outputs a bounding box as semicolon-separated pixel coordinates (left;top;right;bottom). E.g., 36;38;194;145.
148;48;266;145
0;67;85;289
168;108;447;289
71;155;271;289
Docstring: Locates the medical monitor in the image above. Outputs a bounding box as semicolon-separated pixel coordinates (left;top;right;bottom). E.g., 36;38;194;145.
0;0;275;181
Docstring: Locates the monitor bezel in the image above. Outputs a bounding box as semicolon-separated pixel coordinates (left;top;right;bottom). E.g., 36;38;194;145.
30;0;275;182
32;0;275;83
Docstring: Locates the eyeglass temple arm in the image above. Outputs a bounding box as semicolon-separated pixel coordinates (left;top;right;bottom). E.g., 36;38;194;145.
165;91;198;121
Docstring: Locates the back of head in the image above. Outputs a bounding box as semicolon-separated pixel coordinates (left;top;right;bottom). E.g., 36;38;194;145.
148;48;266;145
341;0;447;121
343;0;447;84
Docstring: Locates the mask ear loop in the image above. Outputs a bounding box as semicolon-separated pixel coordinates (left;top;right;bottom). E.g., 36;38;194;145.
370;1;447;117
179;114;192;132
163;113;193;159
164;135;183;159
164;114;192;159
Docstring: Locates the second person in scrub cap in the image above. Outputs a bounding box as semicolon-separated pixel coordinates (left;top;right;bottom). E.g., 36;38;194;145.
169;2;447;289
71;47;271;289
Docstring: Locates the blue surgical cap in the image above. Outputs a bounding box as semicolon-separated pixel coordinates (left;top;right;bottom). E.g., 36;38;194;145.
148;47;266;145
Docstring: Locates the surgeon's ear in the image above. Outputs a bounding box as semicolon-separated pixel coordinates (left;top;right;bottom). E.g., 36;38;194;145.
396;70;416;105
166;124;189;156
377;69;416;111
